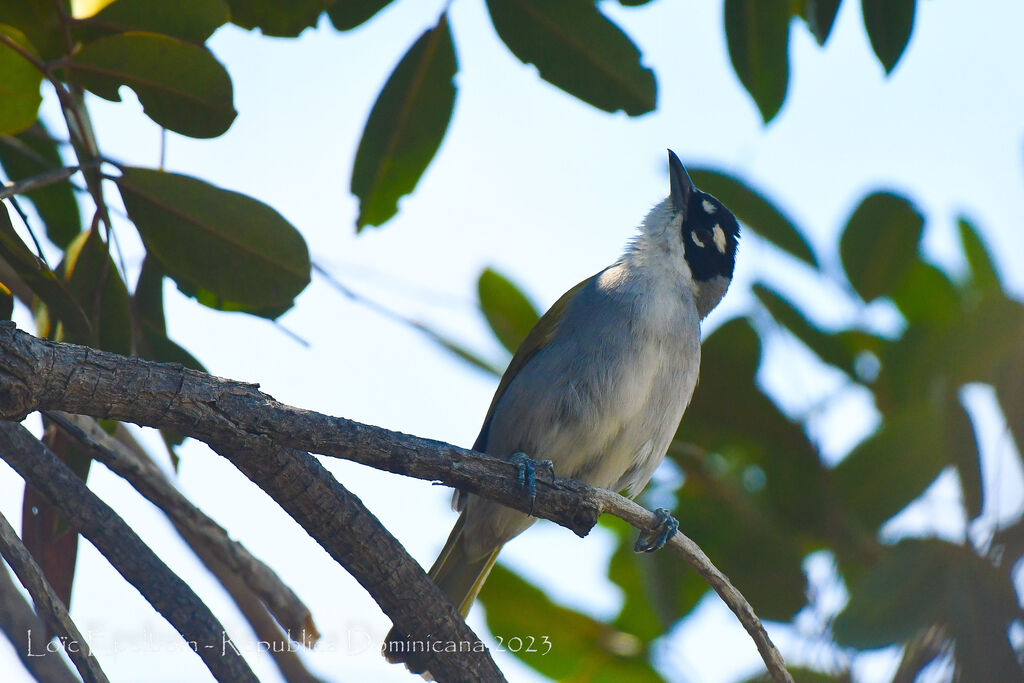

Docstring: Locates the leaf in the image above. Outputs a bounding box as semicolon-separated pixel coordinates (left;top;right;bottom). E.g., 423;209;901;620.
485;0;655;116
69;32;236;138
800;0;841;46
351;14;456;230
839;191;923;302
117;167;311;313
59;227;132;354
225;0;328;37
0;25;44;135
76;0;230;44
0;121;81;247
0;203;91;337
0;0;64;59
0;282;12;319
947;394;983;521
889;258;958;325
958;216;1001;292
688;167;817;268
753;283;857;375
327;0;394;31
412;321;502;377
861;0;915;74
480;564;661;682
477;268;540;354
724;0;790;122
605;518;666;641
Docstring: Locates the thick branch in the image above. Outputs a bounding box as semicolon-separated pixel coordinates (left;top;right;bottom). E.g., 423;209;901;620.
0;322;791;682
0;511;106;683
0;422;258;682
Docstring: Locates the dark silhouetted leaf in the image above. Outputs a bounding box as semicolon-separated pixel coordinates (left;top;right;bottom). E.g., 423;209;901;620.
0;282;12;319
478;268;540;354
800;0;841;46
618;0;655;5
59;227;132;354
351;14;456;230
753;283;856;374
69;32;236;138
0;121;81;247
481;564;660;681
76;0;228;44
327;0;393;31
0;25;43;135
226;0;328;37
117;167;310;313
724;0;790;122
834;539;951;648
958;216;1001;292
0;203;90;337
689;167;817;267
485;0;656;116
839;192;923;302
834;404;950;531
861;0;915;74
947;394;983;521
0;0;63;59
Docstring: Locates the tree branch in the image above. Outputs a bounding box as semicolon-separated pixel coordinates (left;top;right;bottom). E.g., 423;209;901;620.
0;421;258;682
0;561;79;683
0;510;107;683
0;322;792;682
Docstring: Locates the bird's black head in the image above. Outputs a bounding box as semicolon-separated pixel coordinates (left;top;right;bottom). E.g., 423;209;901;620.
668;150;740;317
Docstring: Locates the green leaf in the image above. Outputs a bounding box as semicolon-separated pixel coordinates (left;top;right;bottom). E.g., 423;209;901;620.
0;282;12;319
327;0;393;31
480;564;661;682
839;191;923;302
0;203;91;337
995;346;1024;476
958;216;1001;292
724;0;790;122
800;0;841;46
76;0;229;44
117;167;310;313
351;14;456;230
947;394;983;521
0;25;44;136
605;518;666;641
412;321;502;377
889;259;958;324
59;227;132;354
0;122;81;247
485;0;655;116
833;404;950;531
477;267;540;355
752;283;857;375
834;539;952;648
69;32;236;139
688;167;817;268
226;0;328;37
861;0;915;74
0;0;64;59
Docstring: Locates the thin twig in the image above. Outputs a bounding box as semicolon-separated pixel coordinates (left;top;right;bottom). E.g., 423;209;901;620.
0;511;109;683
1;165;80;201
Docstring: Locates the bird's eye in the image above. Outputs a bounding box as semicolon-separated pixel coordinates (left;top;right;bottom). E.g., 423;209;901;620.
691;228;713;249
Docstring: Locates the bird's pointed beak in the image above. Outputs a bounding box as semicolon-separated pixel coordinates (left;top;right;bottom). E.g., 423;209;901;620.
668;149;694;214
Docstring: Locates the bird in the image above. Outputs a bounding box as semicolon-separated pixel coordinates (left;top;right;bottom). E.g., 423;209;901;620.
384;150;740;671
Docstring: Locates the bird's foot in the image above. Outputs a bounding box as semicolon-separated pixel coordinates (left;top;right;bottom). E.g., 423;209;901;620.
634;507;678;553
510;452;554;515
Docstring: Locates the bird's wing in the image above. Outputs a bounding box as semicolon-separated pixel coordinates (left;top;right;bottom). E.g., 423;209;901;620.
472;275;594;453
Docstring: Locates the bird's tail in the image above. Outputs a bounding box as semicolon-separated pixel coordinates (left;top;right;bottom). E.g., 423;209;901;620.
382;512;501;668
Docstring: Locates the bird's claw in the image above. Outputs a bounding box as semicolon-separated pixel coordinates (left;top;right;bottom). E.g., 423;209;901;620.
634;507;678;553
510;452;554;515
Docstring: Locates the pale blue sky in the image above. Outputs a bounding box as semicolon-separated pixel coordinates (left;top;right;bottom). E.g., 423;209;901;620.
2;1;1023;681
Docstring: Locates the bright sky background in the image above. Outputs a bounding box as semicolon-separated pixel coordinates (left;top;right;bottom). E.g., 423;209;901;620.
2;0;1023;681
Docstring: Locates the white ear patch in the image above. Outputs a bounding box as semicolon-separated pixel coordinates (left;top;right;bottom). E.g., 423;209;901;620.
703;199;716;214
712;224;727;253
691;231;706;248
